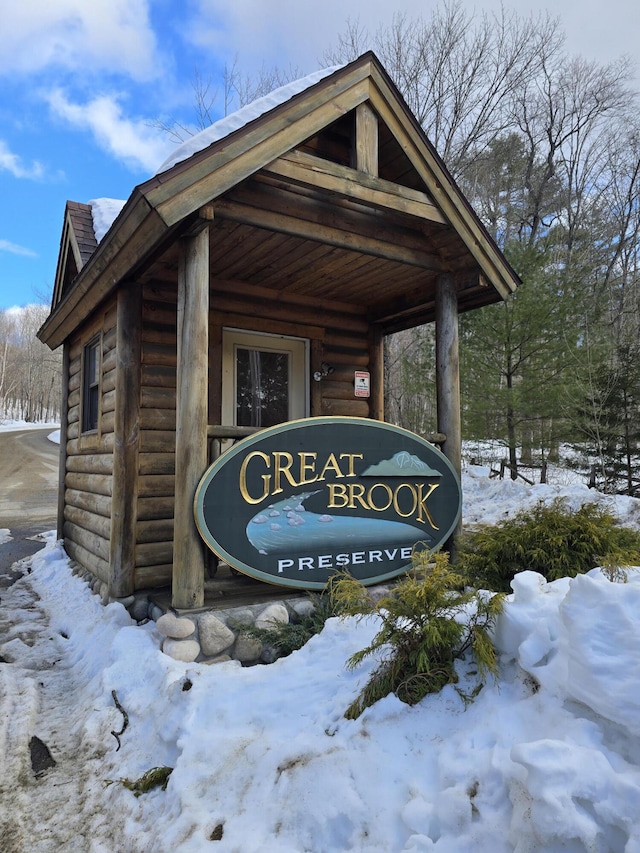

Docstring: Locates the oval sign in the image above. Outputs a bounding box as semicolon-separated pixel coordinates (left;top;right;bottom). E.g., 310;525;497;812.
194;417;461;590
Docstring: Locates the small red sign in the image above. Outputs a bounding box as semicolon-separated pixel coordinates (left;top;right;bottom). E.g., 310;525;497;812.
354;371;370;398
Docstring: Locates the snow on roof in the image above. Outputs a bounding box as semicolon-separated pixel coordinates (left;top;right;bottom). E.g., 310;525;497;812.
86;66;343;244
155;65;344;175
89;198;126;243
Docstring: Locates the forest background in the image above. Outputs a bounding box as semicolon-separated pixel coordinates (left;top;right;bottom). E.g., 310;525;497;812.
1;3;638;496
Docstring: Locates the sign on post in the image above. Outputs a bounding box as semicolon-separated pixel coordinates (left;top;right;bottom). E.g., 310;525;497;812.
194;417;461;590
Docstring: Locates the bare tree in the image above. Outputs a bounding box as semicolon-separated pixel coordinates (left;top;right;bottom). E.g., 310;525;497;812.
0;306;62;423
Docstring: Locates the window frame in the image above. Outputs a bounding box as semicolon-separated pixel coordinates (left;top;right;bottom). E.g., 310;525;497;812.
221;328;309;428
81;335;102;434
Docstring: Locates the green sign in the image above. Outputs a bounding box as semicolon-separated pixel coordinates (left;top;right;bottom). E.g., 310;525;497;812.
194;417;461;590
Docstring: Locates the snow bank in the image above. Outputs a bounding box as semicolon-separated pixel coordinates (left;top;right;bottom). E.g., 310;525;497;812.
1;471;640;851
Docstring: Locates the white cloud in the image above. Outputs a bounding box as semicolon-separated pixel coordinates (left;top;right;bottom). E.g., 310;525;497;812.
186;0;639;79
185;0;430;71
0;240;38;258
46;89;175;174
0;0;159;81
0;140;44;180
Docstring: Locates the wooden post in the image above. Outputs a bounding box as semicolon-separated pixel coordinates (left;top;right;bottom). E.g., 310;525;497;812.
109;284;142;598
310;339;323;416
57;342;70;539
435;273;461;556
356;103;378;177
368;325;384;420
173;225;209;609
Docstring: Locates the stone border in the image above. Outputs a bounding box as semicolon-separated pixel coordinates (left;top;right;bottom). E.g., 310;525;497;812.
69;561;313;664
69;561;391;665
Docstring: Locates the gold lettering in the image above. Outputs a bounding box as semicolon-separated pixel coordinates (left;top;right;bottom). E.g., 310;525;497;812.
392;483;418;518
239;451;271;504
318;453;345;481
327;483;349;507
367;482;393;511
298;452;318;485
416;482;440;529
339;453;363;477
348;483;369;510
273;452;297;494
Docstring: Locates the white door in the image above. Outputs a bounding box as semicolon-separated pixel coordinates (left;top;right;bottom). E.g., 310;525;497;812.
221;329;308;428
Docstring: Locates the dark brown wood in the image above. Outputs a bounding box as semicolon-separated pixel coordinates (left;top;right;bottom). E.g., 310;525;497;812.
435;273;461;477
137;496;175;521
368;325;384;420
138;452;175;475
310;339;323;416
209;323;222;426
134;564;172;589
57;342;70;538
436;273;461;556
263;151;446;223
214;194;445;273
136;518;174;544
109;284;142;598
173;227;209;608
321;398;370;417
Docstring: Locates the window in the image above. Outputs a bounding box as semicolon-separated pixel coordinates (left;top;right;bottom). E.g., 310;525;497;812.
222;330;308;428
82;337;100;432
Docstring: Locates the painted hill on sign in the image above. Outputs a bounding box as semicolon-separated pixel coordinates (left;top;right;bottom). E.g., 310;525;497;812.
362;451;443;478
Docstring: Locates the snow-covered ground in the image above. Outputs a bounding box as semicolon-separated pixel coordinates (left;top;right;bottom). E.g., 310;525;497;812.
1;470;640;852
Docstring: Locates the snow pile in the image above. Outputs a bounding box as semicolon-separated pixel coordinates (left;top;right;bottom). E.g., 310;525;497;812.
1;474;640;851
89;198;126;242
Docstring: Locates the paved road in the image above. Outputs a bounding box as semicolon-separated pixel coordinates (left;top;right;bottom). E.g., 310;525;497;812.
0;428;59;578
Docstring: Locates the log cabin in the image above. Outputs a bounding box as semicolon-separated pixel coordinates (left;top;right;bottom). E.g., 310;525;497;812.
38;52;520;610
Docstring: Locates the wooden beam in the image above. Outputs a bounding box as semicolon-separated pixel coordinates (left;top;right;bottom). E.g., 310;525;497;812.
356;103;379;177
109;284;142;598
367;71;519;301
214;198;445;272
436;273;461;476
368;325;384;420
173;227;209;609
262;150;447;224
39;197;168;350
57;342;70;539
145;71;373;224
435;273;461;556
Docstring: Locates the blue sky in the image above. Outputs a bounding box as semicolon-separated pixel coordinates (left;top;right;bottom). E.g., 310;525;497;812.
1;0;639;312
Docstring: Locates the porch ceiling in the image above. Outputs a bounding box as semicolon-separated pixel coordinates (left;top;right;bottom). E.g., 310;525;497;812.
139;170;496;334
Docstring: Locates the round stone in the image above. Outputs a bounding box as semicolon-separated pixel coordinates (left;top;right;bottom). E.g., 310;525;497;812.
162;638;200;662
156;612;196;639
255;603;289;630
131;597;150;622
198;613;235;656
233;635;263;663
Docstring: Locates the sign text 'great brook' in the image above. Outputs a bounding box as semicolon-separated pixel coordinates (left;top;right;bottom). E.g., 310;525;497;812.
194;417;462;589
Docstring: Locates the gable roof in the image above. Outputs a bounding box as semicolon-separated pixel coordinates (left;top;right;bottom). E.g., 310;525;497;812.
39;52;520;349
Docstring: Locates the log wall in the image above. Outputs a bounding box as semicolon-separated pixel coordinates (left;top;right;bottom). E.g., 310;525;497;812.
63;276;379;594
135;282;178;589
129;277;375;592
63;297;117;584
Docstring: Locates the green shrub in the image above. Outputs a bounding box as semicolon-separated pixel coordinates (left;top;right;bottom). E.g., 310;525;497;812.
237;588;346;658
330;552;504;720
459;498;640;592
